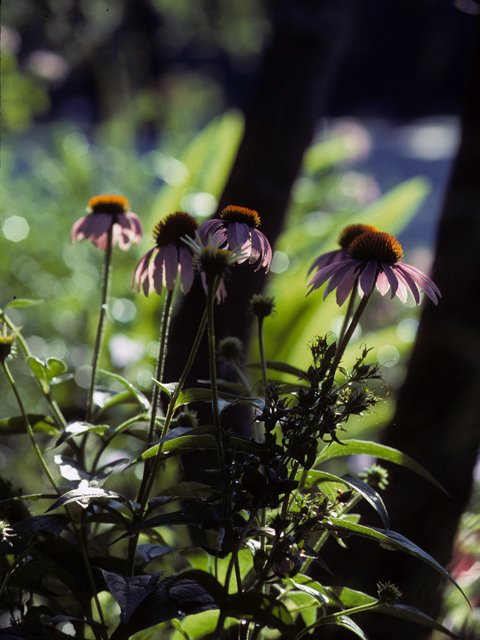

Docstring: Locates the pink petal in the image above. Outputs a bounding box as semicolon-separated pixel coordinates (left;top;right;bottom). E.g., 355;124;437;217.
382;264;407;303
376;271;390;296
394;264;420;304
336;267;358;306
152;249;165;295
163;244;179;291
70;216;88;242
179;246;194;293
308;249;346;275
359;261;378;296
323;262;355;299
198;220;224;244
308;259;355;292
397;263;441;304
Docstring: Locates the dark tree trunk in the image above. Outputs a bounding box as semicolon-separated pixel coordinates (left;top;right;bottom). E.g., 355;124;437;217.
166;0;355;383
322;17;480;640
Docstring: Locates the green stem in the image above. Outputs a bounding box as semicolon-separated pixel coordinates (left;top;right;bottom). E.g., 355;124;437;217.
207;278;226;468
257;317;268;391
337;285;358;348
329;291;372;379
147;289;174;445
1;361;106;635
127;308;208;575
91;413;146;473
3;313;68;431
2;361;59;493
294;601;379;640
86;226;113;424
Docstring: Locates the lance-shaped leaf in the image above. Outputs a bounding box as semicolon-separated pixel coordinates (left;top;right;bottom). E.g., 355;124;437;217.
297;614;369;640
99;369;150;411
174;387;265;411
0;414;59;436
375;603;458;638
248;360;308;379
315;439;446;493
299;469;390;527
325;518;468;604
55;421;109;447
132;433;260;464
5;297;44;308
47;486;127;511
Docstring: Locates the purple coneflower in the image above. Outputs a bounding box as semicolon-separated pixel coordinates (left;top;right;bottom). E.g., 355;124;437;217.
308;230;441;306
309;223;378;274
199;205;272;272
71;195;142;250
134;212;198;296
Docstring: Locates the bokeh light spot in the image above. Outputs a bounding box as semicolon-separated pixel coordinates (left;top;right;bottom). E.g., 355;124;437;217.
3;216;30;242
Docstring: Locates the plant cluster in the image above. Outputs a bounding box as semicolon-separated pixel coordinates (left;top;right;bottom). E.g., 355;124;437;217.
0;197;462;640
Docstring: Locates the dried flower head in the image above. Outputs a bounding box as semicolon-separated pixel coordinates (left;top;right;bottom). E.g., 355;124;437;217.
359;464;389;491
377;581;402;604
174;409;199;429
134;212;198;296
71;194;142;250
308;229;441;306
250;293;276;319
182;233;249;302
218;336;244;364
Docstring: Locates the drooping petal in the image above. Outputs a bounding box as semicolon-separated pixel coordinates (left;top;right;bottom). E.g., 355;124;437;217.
133;247;156;293
394;264;420;304
179;246;195;293
198;220;224;244
382;264;407;303
335;266;359;306
308;249;346;275
251;230;272;272
359;260;378;296
375;270;391;296
152;249;165;295
396;263;441;304
307;259;355;292
323;262;355;299
125;211;143;242
162;244;179;291
70;216;88;242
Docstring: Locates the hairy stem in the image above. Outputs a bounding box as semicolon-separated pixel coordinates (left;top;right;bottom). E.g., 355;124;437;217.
86;226;113;423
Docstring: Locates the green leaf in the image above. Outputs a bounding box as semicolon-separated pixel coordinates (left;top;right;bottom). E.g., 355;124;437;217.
325;518;468;604
55;421;109;447
247;361;308;379
134;434;260;464
224;593;294;632
315;439;446;494
100;369;150;411
0;414;59;436
296;613;370;640
174;387;264;411
376;603;458;638
152;380;176;397
5;297;44;308
299;469;389;526
327;586;376;609
48;487;127;511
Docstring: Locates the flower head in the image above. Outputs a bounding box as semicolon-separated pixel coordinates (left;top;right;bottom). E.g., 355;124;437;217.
134;212;198;296
308;230;441;306
71;195;142;251
0;325;19;363
218;336;244;364
198;205;272;272
183;232;250;303
308;223;378;274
